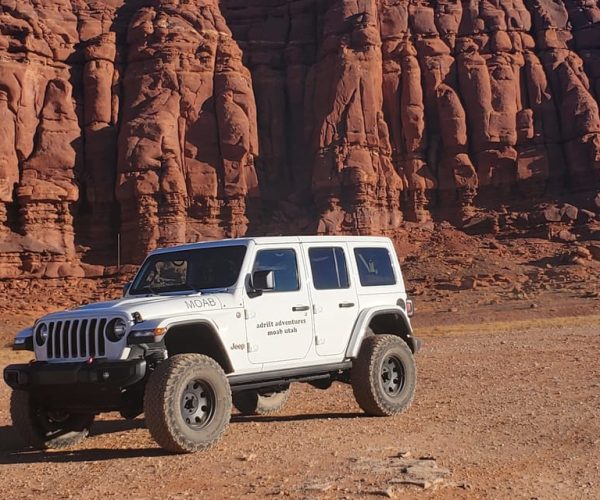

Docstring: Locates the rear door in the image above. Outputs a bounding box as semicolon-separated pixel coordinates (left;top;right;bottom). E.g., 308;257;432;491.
244;244;313;364
302;243;358;357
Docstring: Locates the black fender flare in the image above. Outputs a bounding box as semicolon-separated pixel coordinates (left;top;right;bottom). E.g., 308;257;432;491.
345;306;419;358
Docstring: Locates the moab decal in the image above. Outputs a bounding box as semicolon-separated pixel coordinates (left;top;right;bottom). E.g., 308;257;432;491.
184;297;219;310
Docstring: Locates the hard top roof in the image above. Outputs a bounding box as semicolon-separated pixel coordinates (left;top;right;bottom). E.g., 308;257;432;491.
150;235;392;255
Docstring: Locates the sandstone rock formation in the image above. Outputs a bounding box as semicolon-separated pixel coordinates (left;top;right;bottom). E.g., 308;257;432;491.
0;0;598;276
116;0;258;262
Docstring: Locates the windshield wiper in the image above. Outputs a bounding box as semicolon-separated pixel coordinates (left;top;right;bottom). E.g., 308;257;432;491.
187;284;229;294
198;287;228;293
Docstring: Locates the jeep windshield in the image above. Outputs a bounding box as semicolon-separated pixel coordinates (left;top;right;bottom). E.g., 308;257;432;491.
129;245;247;295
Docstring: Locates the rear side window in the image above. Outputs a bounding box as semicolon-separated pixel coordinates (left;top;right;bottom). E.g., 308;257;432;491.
253;249;299;292
308;247;350;290
354;247;396;286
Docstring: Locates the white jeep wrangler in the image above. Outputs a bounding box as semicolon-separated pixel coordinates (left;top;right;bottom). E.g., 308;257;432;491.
4;236;419;453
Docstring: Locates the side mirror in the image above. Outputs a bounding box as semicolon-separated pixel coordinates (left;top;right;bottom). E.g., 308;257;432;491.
251;270;275;291
122;281;132;297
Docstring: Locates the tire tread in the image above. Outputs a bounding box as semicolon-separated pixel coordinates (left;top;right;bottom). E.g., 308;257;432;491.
233;388;290;416
144;353;231;453
10;390;92;449
351;334;416;416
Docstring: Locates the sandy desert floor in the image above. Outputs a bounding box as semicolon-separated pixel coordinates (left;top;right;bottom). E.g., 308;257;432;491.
1;232;599;499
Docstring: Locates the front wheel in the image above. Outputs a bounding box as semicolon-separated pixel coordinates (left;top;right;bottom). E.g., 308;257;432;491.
10;390;94;449
351;335;416;416
233;387;290;416
144;353;232;453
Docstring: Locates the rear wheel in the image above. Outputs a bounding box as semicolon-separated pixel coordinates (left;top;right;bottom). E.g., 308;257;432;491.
233;387;290;416
10;390;94;449
144;353;232;453
351;335;416;416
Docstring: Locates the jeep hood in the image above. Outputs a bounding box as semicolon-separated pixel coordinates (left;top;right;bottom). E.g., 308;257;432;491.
41;293;240;322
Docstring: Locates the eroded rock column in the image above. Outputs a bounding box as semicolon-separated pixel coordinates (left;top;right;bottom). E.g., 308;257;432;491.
0;90;18;233
307;2;402;234
117;0;259;262
81;32;119;250
526;0;600;189
0;0;82;276
379;1;474;221
17;79;82;272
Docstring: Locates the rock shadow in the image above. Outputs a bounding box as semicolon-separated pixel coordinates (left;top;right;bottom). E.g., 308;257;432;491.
0;418;164;464
0;446;168;465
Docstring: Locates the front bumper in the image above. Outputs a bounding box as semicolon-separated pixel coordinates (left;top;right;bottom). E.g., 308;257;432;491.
3;358;147;391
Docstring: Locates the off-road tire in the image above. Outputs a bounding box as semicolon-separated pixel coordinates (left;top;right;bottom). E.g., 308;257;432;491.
351;335;416;416
10;390;94;449
144;353;232;453
233;387;290;416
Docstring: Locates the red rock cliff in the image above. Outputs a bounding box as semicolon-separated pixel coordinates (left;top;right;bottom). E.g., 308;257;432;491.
0;0;598;276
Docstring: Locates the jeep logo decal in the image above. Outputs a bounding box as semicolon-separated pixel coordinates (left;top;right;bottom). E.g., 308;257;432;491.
184;298;219;310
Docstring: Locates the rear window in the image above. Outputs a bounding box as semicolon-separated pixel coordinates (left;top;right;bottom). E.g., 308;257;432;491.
308;247;350;290
354;247;396;286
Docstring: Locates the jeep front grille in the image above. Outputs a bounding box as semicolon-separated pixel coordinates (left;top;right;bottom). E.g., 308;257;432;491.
45;318;107;359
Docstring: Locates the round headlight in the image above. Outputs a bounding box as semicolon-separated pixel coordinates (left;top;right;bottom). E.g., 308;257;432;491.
35;323;48;346
106;318;127;342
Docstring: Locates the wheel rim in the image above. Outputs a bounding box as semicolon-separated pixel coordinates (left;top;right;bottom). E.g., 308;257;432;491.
180;378;215;430
380;354;405;397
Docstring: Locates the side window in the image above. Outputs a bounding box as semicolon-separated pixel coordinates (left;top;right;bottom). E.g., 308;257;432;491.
308;247;350;290
354;247;397;286
253;249;299;292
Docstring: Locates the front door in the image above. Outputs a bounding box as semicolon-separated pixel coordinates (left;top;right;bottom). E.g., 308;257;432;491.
244;245;313;364
302;243;358;357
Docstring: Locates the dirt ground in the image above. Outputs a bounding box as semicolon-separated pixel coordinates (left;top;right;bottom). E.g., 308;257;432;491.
1;232;600;499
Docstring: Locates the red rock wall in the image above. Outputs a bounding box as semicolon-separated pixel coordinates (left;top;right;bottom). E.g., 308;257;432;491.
223;0;600;227
0;0;598;275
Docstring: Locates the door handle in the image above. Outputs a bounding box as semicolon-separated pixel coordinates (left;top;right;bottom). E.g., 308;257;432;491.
292;305;310;312
339;302;355;308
